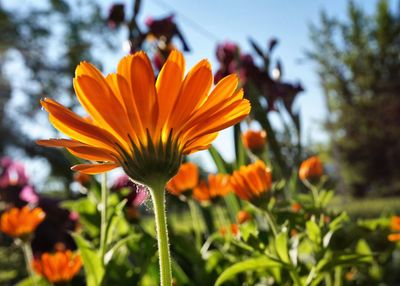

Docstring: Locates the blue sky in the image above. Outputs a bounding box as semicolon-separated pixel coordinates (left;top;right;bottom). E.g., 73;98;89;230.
103;0;395;166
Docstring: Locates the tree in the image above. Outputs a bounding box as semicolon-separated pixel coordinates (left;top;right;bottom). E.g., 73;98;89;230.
0;0;116;186
308;0;400;196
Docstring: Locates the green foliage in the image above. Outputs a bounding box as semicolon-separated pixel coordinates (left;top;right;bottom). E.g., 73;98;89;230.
309;0;400;196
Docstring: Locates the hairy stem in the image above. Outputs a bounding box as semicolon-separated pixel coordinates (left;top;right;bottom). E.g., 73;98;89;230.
100;173;108;265
149;181;172;286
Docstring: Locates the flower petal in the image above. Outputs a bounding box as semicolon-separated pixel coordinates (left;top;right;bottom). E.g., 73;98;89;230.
117;52;158;137
74;75;132;145
156;50;185;130
41;98;120;152
67;146;117;162
71;163;119;174
168;59;212;130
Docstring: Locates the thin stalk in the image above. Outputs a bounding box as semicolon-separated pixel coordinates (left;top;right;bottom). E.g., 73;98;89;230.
264;209;278;237
289;269;303;286
149;182;172;286
188;199;202;249
21;241;36;286
304;179;320;208
216;205;229;228
100;173;108;265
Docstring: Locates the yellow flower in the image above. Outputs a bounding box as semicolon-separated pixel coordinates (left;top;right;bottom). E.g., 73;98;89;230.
242;129;267;154
230;160;272;201
0;206;45;238
298;156;323;182
166;162;199;196
32;250;82;283
37;50;250;185
193;173;231;202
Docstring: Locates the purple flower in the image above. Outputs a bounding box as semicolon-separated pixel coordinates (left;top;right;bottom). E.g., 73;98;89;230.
0;157;29;188
112;175;148;207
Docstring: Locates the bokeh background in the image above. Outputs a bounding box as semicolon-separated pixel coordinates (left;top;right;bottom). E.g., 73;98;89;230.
1;0;400;285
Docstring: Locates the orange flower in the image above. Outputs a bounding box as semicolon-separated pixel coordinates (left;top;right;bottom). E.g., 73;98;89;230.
390;216;400;231
290;229;298;237
219;224;239;236
166;162;199;196
291;202;302;213
230;223;239;236
0;206;45;238
242;129;266;154
388;233;400;242
32;250;82;283
37;50;250;186
230;160;272;201
388;216;400;242
192;173;231;202
299;156;323;182
236;210;252;224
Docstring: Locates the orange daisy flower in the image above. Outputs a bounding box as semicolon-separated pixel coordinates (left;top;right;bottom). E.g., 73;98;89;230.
390;216;400;231
230;160;272;201
236;210;252;224
0;206;45;238
37;50;250;186
298;156;323;182
192;173;231;202
388;216;400;242
32;250;82;283
166;162;199;196
242;129;267;154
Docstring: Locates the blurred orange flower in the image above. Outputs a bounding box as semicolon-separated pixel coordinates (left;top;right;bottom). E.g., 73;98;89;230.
390;216;400;231
236;210;252;224
193;174;231;202
388;216;400;242
166;162;199;196
230;160;272;201
242;129;266;154
33;250;82;283
37;50;250;185
230;223;239;236
299;156;323;182
291;202;302;213
0;206;45;238
219;224;239;236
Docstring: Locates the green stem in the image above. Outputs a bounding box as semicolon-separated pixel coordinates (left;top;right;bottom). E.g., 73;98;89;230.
264;209;278;237
304;179;320;208
100;173;108;265
21;241;36;286
188;199;202;249
149;182;172;286
289;268;303;286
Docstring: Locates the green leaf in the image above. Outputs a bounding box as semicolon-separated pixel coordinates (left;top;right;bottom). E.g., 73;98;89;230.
104;233;139;264
72;233;104;286
306;220;321;245
356;239;373;262
275;232;290;263
233;124;247;169
208;145;230;174
16;276;50;286
214;257;283;286
319;190;334;207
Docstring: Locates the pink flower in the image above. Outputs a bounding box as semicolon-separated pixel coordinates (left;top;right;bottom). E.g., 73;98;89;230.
0;157;29;188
